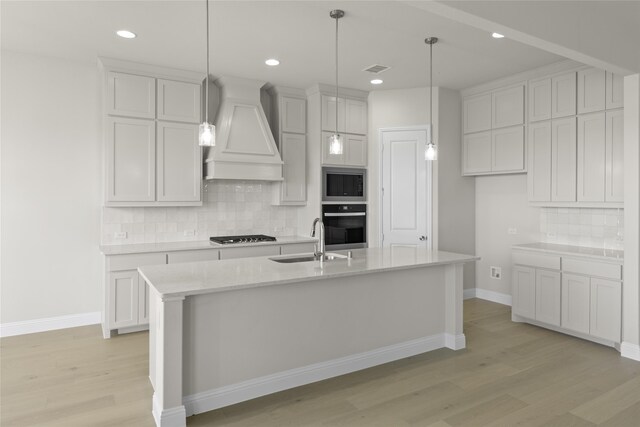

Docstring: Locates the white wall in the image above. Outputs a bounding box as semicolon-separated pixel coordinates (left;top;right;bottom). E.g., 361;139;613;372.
1;51;101;323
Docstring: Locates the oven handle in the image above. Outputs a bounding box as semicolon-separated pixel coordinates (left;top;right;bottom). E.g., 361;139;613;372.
323;212;366;217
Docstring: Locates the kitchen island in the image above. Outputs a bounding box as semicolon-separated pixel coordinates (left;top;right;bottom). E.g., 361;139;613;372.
139;247;478;427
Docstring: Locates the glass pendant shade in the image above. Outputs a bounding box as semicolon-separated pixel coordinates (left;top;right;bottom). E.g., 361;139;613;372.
199;122;215;147
425;143;437;161
329;133;343;155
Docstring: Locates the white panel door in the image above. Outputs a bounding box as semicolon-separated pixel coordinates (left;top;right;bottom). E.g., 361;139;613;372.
381;129;430;248
605;110;624;202
345;99;368;135
529;78;552;122
577;68;606;114
280;96;306;134
107;72;155;119
528;121;552;202
577;112;606;202
463;93;492;133
344;134;367;167
551;117;577;202
606;72;624;110
279;133;307;203
492;85;524;129
551;72;577;118
106;117;156;202
321;95;346;133
590;278;621;342
463;131;492;174
535;269;561;326
561;273;590;334
156;122;201;202
321;131;345;165
491;126;525;172
512;266;536;319
109;270;139;329
157;79;201;123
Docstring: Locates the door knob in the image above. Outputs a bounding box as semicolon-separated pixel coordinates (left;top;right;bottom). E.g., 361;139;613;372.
419;235;427;241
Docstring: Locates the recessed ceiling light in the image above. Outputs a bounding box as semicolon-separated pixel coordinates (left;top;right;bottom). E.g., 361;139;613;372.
492;32;505;39
371;79;383;85
116;30;136;39
265;59;280;66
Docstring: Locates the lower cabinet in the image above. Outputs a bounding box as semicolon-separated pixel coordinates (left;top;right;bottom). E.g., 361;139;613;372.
590;278;622;341
512;266;560;326
108;270;147;329
512;266;536;319
561;273;591;334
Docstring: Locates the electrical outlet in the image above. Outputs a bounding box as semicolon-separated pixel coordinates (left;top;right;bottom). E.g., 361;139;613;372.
490;266;502;279
114;231;127;239
183;229;195;237
508;228;517;235
547;232;556;238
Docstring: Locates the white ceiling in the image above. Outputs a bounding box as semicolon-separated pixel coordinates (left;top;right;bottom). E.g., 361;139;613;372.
1;1;564;91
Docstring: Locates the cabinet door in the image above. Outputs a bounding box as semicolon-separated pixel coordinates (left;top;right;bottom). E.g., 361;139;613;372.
157;79;201;123
528;121;552;202
552;72;577;118
512;266;536;319
463;93;492;133
561;273;590;334
280;96;306;134
280;133;307;203
605;110;624;202
107;72;155;119
535;269;561;326
345;99;367;135
108;270;139;329
577;112;606;202
156;122;201;202
321;95;346;133
138;277;149;325
577;68;606;114
345;134;368;167
529;78;552;122
491;126;525;172
492;85;524;128
551;117;577;202
106;117;156;202
322;131;345;166
463;131;492;174
606;72;624;110
590;278;621;342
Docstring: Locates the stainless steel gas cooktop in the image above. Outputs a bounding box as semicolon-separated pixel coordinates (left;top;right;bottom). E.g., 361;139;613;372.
209;234;277;245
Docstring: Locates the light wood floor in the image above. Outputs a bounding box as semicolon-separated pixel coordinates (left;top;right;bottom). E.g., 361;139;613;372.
2;299;640;426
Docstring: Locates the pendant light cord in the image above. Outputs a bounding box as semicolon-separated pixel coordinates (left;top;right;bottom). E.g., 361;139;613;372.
335;13;339;136
205;0;210;123
429;40;432;141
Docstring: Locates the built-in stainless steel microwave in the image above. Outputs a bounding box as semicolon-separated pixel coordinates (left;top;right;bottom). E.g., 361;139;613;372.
322;167;366;202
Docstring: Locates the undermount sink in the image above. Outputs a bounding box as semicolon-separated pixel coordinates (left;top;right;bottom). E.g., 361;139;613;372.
269;253;348;263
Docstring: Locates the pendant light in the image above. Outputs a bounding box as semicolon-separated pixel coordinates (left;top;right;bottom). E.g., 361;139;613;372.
425;37;438;161
199;0;215;147
329;9;345;155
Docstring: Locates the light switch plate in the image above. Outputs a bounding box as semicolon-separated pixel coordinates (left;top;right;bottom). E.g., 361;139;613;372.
490;266;502;279
183;229;195;237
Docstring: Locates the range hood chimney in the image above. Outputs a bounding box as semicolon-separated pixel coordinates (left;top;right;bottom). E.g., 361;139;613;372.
204;76;283;181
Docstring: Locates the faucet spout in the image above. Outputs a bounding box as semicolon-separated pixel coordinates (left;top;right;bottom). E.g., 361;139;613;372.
310;218;325;258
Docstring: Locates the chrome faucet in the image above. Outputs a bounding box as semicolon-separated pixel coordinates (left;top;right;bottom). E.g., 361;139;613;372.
310;218;325;258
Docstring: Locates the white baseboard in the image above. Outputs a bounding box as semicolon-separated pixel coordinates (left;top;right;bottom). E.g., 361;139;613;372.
621;342;640;361
0;311;101;338
184;333;454;416
152;393;186;427
463;288;512;306
445;333;466;350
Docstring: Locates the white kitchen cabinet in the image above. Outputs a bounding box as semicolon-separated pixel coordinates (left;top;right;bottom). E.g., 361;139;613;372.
605;110;624;202
492;85;524;129
590;278;621;342
561;273;590;334
528;121;552;202
606;72;624;110
529;77;552;122
344;134;367;167
156;122;201;202
279;96;306;134
491;126;525;172
577;112;606;202
577;68;606;114
512;266;536;319
535;269;561;326
345;98;367;135
107;72;155;119
551;117;577;202
463;93;492;133
219;245;280;260
463;131;492;174
275;133;307;205
108;270;141;329
105;117;156;202
321;95;346;134
157;79;201;123
552;72;577;118
138;279;149;324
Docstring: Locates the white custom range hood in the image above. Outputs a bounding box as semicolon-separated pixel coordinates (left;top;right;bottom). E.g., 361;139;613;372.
204;76;283;181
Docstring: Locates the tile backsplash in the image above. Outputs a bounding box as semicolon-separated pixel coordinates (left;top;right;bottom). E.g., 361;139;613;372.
539;207;624;250
101;181;299;245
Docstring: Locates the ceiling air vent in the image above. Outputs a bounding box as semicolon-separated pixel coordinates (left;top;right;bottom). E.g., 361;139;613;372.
362;64;390;74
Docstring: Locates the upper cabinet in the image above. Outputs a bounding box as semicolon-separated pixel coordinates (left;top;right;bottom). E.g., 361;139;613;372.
345;99;368;135
577;69;606;114
107;72;155;119
551;72;577;118
156;79;201;123
529;78;552;122
492;86;524;129
463;93;491;133
606;72;624;110
321;95;367;136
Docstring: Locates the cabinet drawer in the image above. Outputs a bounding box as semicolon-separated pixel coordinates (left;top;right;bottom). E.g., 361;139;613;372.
512;251;560;270
562;257;622;280
108;252;166;272
167;249;219;264
219;245;280;260
281;243;316;255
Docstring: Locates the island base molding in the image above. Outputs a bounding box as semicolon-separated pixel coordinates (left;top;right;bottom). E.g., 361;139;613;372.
152;394;186;427
183;332;466;416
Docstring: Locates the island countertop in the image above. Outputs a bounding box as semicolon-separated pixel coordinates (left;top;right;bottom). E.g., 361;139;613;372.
138;247;479;299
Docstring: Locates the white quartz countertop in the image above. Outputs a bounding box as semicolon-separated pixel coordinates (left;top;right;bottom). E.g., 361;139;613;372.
99;236;317;255
139;247;479;299
513;242;623;262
